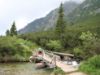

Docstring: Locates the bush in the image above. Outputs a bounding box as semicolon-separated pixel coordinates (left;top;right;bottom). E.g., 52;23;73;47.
73;47;84;58
46;40;62;51
79;31;100;59
0;36;36;62
80;55;100;75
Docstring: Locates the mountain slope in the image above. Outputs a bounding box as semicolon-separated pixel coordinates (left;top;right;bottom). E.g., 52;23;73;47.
19;0;100;34
68;0;100;23
19;1;79;34
66;0;100;36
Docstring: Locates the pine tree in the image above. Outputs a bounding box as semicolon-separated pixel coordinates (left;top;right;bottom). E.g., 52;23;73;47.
10;22;17;36
6;30;10;36
55;3;66;39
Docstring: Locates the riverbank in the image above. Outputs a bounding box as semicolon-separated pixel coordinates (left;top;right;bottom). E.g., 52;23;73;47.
0;62;51;75
0;62;87;75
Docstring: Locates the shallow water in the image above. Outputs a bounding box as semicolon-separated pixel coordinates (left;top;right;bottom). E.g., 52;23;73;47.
0;63;52;75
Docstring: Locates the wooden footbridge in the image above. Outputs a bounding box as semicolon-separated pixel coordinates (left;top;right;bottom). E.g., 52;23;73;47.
36;50;79;73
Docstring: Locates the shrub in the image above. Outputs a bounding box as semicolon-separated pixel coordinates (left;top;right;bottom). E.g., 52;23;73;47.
79;31;100;59
52;67;65;75
46;40;62;51
73;47;84;58
0;36;36;62
80;55;100;75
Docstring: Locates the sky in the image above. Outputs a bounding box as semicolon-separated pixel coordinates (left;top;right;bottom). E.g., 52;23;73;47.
0;0;84;35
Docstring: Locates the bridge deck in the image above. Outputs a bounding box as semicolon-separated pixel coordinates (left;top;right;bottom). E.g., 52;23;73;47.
43;53;78;73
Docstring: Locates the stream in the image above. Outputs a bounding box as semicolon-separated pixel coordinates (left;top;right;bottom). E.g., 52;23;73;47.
0;63;52;75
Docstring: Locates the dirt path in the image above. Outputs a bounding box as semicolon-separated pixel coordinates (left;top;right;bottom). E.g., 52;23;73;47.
67;72;87;75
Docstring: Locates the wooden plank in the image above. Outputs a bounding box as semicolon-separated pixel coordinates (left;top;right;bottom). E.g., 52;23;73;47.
45;50;74;57
42;52;78;73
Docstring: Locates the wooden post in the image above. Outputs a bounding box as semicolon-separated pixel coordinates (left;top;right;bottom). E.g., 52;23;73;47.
53;55;56;66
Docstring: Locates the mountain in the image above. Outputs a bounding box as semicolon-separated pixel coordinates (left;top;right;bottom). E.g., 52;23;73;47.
67;0;100;36
68;0;100;23
19;1;79;34
19;0;100;34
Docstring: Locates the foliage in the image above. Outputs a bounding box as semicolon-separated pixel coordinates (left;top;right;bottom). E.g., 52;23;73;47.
6;30;10;36
79;31;97;41
46;40;62;51
0;36;35;62
10;22;17;36
73;47;83;58
79;31;100;59
52;67;65;75
80;55;100;75
55;3;66;39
